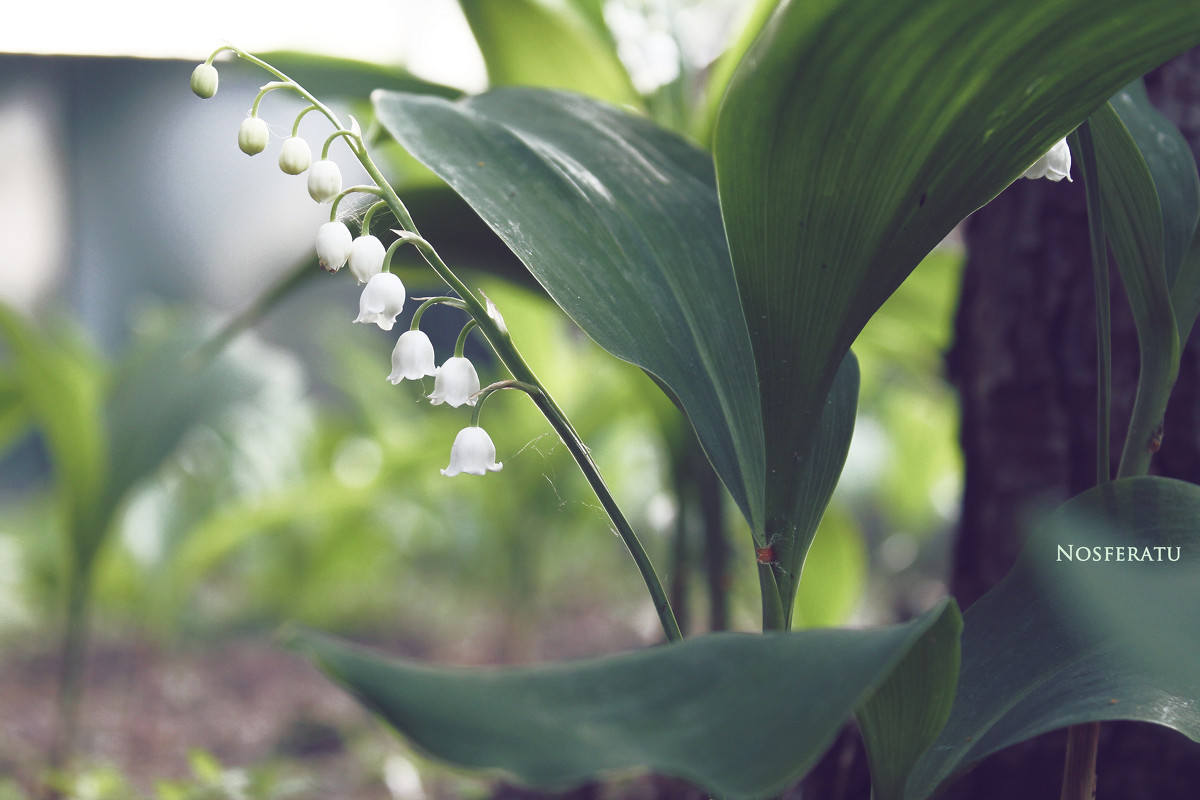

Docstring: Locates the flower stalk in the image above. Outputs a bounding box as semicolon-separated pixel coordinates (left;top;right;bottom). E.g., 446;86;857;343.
204;46;682;643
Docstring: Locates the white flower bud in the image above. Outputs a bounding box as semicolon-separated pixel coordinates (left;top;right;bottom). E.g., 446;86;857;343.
348;235;386;283
388;330;437;383
190;63;219;99
441;426;503;476
316;221;353;272
429;357;481;408
353;272;406;331
278;137;312;175
238;116;269;156
307;159;342;203
1022;137;1072;182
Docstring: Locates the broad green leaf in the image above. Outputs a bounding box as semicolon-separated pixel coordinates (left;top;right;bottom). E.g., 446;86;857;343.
293;599;958;799
1088;101;1179;477
373;87;766;534
773;350;858;628
856;599;962;800
254;51;463;101
905;477;1200;799
1172;225;1200;346
1109;80;1200;289
0;304;107;552
696;0;781;144
713;0;1200;558
459;0;641;106
100;329;263;545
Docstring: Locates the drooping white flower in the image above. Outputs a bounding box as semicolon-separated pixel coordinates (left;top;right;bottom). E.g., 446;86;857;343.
441;426;503;476
307;159;343;203
353;272;407;331
315;221;353;272
238;116;269;156
278;136;312;175
388;330;437;383
429;357;480;407
1022;137;1072;182
348;235;386;283
190;63;218;99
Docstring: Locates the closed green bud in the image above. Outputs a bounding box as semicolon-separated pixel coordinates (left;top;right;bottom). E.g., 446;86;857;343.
278;136;312;175
190;63;219;99
238;116;269;156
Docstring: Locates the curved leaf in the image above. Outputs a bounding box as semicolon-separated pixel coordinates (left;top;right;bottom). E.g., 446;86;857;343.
293;599;959;799
713;0;1200;548
905;477;1200;799
373;87;765;533
1089;101;1180;476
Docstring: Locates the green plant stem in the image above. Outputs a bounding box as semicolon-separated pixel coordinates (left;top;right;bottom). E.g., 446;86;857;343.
48;566;92;787
222;47;682;642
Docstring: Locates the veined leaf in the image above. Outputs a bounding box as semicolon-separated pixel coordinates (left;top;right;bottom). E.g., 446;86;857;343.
373;87;766;535
714;0;1200;564
905;477;1200;799
1088;101;1179;476
294;599;959;799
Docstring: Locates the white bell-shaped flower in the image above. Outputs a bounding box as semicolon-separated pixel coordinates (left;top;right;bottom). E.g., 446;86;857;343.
278;136;312;175
388;330;437;383
1022;137;1072;182
353;272;406;331
441;426;503;476
190;63;218;98
429;357;480;407
307;159;343;202
315;221;353;272
348;235;386;283
238;116;269;156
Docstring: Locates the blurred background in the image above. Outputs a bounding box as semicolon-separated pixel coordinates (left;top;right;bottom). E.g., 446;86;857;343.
0;1;963;797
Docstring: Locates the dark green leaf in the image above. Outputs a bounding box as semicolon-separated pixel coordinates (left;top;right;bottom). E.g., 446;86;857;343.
906;477;1200;799
856;599;962;800
1109;80;1200;289
374;88;766;534
1088;101;1180;476
293;599;958;799
713;0;1200;554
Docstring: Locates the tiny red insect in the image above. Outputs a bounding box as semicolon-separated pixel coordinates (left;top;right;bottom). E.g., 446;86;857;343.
755;546;776;564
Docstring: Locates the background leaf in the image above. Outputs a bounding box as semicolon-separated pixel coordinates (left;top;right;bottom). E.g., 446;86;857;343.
458;0;641;106
713;0;1200;570
905;477;1200;799
293;599;958;799
373;87;766;535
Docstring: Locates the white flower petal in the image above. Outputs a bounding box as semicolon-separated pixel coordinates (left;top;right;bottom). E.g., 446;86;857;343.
348;235;386;283
428;357;480;407
315;221;353;272
353;272;406;331
307;159;343;202
388;330;437;383
441;426;503;476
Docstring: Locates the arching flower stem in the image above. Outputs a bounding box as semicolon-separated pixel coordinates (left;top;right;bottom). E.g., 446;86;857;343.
212;45;682;643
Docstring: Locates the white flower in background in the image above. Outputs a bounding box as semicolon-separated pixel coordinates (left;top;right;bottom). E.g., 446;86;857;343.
315;221;353;272
278;136;312;175
353;272;406;331
348;235;386;283
441;426;503;476
388;330;437;383
190;63;218;98
1022;137;1072;182
307;158;343;202
237;116;269;155
429;357;480;407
